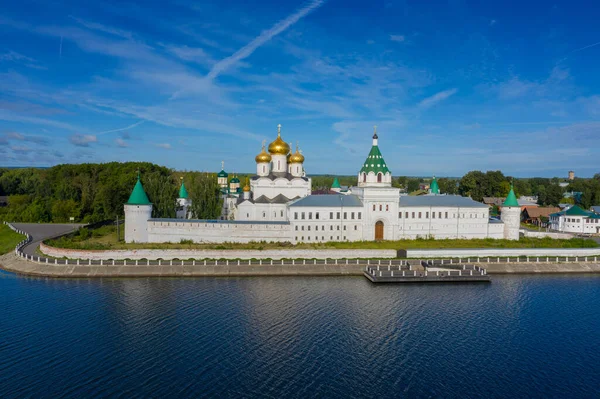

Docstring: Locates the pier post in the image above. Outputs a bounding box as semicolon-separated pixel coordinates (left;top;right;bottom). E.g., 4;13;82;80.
113;260;115;266
55;259;57;265
402;271;405;277
226;260;229;266
537;257;539;263
170;260;173;266
477;257;480;263
77;259;79;265
100;260;103;266
527;256;529;262
459;270;461;276
292;259;295;265
193;260;196;266
425;270;428;277
470;270;473;276
437;271;439;276
159;259;162;266
204;260;207;265
391;271;394;277
377;265;380;271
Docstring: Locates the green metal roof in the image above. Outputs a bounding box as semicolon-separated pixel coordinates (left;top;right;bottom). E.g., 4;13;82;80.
331;177;341;188
502;184;519;207
230;176;240;183
550;205;600;218
179;180;189;199
127;177;151;205
430;176;439;194
360;144;390;175
217;169;228;178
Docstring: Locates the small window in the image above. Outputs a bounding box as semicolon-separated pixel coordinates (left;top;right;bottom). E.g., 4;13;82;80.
330;212;333;219
351;212;355;219
343;226;346;230
405;212;409;218
445;212;448;219
358;212;362;219
295;226;298;231
399;212;402;219
309;212;312;220
386;204;389;211
377;173;382;183
344;212;347;219
294;212;298;219
426;212;429;218
354;225;357;230
330;226;333;231
337;212;340;219
301;226;304;231
322;226;325;231
337;226;340;230
432;212;436;219
439;212;442;218
281;210;283;217
379;205;382;211
316;212;319;220
418;212;422;219
362;173;366;182
373;204;376;211
412;212;415;218
308;226;311;231
302;212;305;220
263;212;266;218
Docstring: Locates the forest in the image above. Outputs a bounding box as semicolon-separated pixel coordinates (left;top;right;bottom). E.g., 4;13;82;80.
0;163;222;223
1;163;599;223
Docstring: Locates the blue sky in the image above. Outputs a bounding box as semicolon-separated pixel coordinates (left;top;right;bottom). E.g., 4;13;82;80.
1;0;600;177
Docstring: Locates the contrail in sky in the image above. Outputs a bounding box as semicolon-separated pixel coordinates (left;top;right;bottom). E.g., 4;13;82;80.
206;0;326;80
96;120;144;135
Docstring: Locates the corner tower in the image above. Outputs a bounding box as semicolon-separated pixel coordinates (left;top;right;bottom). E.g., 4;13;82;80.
358;126;392;187
177;177;191;219
124;174;152;243
501;182;520;240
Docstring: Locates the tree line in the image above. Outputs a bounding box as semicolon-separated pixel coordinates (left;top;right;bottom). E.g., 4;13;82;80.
0;163;222;223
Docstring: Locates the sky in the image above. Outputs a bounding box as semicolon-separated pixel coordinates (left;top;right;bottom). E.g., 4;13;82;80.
1;0;600;177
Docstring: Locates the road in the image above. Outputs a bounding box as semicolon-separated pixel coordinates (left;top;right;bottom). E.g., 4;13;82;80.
12;223;85;256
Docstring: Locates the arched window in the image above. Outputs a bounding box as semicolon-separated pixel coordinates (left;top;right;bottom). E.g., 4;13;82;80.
362;173;366;182
262;165;266;173
377;173;382;182
379;204;382;211
278;160;280;170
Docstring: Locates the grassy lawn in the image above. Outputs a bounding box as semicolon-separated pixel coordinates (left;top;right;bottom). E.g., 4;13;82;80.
47;224;599;251
0;224;26;254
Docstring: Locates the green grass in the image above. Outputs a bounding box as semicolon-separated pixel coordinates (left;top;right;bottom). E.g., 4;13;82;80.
0;224;26;254
46;224;599;251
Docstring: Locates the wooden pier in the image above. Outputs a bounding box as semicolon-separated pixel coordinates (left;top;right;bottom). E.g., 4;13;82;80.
364;260;490;283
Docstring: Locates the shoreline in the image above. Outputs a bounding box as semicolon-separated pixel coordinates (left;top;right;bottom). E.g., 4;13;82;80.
2;253;600;278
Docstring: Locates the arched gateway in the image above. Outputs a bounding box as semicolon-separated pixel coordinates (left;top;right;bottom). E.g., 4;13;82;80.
375;221;384;241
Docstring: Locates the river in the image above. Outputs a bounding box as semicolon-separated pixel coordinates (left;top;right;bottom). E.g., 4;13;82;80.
1;272;599;398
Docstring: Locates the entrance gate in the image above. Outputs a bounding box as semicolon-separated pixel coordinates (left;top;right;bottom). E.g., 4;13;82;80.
375;221;384;241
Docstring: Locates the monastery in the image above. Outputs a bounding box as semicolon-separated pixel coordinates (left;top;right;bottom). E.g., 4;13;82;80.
124;126;521;243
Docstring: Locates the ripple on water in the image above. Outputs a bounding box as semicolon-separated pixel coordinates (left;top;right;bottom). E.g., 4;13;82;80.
0;274;599;398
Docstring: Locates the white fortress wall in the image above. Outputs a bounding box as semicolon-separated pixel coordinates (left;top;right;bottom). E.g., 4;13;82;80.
407;248;600;258
147;220;293;243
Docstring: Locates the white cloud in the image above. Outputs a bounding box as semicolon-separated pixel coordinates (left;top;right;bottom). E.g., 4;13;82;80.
206;0;326;80
115;138;128;147
418;88;458;108
389;34;405;43
69;133;98;147
156;143;171;149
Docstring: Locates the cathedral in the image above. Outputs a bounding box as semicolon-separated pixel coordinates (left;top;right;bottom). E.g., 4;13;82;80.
124;126;520;243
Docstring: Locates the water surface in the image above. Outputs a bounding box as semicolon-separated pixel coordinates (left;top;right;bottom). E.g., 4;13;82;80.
1;272;599;398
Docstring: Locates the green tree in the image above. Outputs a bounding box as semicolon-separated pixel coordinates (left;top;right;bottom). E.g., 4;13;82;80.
544;184;564;206
189;173;222;219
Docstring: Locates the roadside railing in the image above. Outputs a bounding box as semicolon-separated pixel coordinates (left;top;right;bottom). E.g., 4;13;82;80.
4;221;33;255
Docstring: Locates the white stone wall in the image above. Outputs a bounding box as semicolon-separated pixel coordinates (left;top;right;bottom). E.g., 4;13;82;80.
147;220;293;243
552;215;600;234
501;206;521;240
236;202;288;222
356;186;400;240
124;204;152;243
40;242;398;260
271;154;287;173
176;198;191;219
288;206;364;243
407;248;600;258
256;162;269;176
397;206;494;239
250;176;311;200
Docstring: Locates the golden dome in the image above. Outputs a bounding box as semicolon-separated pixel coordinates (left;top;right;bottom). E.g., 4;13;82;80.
268;124;290;155
255;144;272;163
243;178;251;192
289;144;305;163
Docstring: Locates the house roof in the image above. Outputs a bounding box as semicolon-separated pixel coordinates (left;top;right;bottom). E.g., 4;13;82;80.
399;195;488;208
483;197;504;206
550;205;600;218
523;207;560;218
289;194;363;207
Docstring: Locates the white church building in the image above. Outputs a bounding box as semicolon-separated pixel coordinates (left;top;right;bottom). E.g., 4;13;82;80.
124;126;520;244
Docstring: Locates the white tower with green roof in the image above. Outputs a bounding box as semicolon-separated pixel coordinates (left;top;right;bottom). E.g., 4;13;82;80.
217;161;228;188
501;182;520;240
176;177;191;219
429;176;440;195
124;173;153;243
358;127;392;187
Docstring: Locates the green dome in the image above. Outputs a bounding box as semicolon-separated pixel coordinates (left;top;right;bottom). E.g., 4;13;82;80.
331;177;341;189
217;170;228;178
230;176;240;183
360;143;390;176
179;180;189;199
127;177;151;205
503;183;519;207
430;176;439;194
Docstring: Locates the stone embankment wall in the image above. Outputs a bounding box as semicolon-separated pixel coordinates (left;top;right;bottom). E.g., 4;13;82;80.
407;248;600;258
40;242;397;260
521;231;573;239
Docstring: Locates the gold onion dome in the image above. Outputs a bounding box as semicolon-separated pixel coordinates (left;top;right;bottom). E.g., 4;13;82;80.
268;124;290;155
255;143;272;163
243;178;251;192
289;143;305;163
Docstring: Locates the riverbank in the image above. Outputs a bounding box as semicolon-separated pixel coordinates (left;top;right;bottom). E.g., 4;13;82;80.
2;253;600;278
